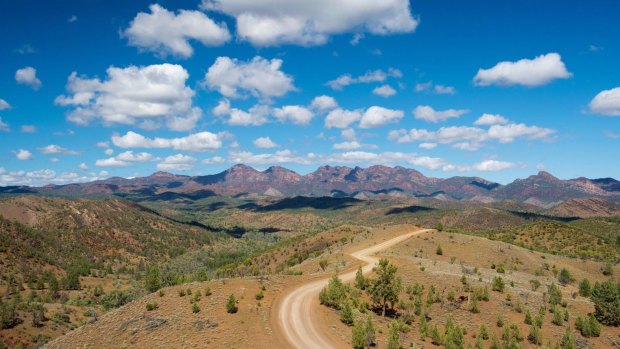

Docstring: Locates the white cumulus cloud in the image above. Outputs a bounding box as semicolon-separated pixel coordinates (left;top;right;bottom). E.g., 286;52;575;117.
38;144;80;155
157;154;197;171
413;105;469;123
372;84;397;97
474;53;571;87
253;136;278;149
359;106;403;128
123;4;230;58
14;149;33;160
200;0;418;47
310;95;338;111
95;151;157;167
111;130;224;152
204;56;295;101
15;67;42;90
325;108;363;129
327;68;401;90
273;105;314;125
56;64;201;131
474;113;509;126
589;87;620;116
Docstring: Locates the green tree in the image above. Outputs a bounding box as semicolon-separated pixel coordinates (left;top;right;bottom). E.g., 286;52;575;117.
144;265;161;293
558;268;573;285
548;282;562;306
226;294;238;314
575;314;601;337
62;270;81;290
590;279;620;326
363;315;376;347
559;327;576;349
552;306;564;326
529;279;541;291
602;262;614;276
430;323;443;345
352;320;366;349
355;266;366;290
578;279;591;297
524;309;532;325
340;302;353;326
419;313;428;339
368;259;402;317
48;274;60;299
319;275;349;309
527;324;542;345
471;297;480;313
492;276;505;292
479;324;489;340
444;320;465;349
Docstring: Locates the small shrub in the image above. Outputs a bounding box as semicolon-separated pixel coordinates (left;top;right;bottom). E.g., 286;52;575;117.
255;291;264;301
226;294;238;314
436;245;443;256
527;324;542;345
340;302;353;326
192;303;200;313
575;314;601;337
492;276;505;292
146;302;159;311
578;279;591;297
558;268;573;285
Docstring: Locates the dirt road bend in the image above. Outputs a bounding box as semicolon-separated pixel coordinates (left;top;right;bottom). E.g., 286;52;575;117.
277;228;432;349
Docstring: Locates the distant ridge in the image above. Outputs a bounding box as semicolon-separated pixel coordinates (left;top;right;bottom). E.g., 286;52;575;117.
1;165;619;206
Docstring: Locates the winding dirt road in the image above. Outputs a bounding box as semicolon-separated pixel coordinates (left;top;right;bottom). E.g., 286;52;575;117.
277;228;432;349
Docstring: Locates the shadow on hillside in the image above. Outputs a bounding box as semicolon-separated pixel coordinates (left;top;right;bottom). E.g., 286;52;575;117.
237;196;361;211
386;205;435;215
507;210;579;222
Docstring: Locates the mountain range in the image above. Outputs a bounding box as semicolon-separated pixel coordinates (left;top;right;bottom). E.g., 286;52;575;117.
1;164;619;207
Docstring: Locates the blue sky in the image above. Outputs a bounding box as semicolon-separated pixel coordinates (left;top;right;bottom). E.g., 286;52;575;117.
1;0;619;186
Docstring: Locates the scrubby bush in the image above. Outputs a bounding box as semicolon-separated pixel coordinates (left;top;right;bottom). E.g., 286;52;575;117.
560;327;576;349
101;290;136;310
527;324;542;345
436;245;443;255
146;302;159;311
340;302;353;326
319;275;349;309
192;303;200;313
575;314;601;337
355;267;366;290
492;276;505;292
352;315;375;349
579;279;591;297
558;268;573;285
226;294;238;314
548;282;563;306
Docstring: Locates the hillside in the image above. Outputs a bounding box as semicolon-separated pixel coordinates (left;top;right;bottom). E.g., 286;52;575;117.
546;198;620;218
